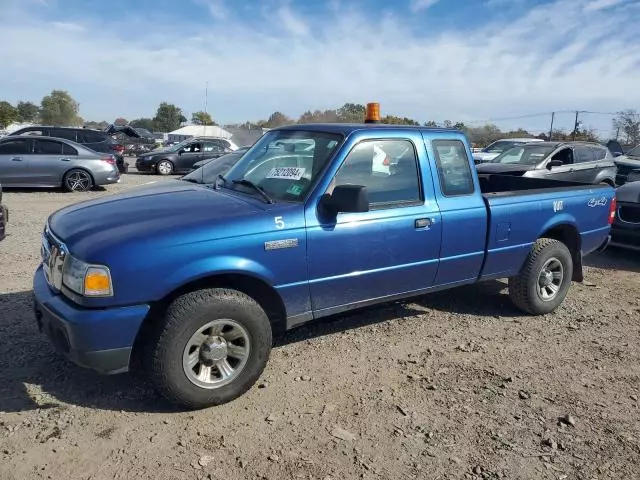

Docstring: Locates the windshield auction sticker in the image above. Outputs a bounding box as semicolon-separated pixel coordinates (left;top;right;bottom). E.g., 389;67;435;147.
266;167;305;180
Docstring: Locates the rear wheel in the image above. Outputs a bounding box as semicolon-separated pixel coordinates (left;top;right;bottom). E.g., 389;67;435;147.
63;169;93;192
146;288;272;409
508;238;573;315
156;160;174;175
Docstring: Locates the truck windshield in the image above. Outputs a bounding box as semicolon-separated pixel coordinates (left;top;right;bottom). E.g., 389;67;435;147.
483;140;517;154
492;145;556;165
222;130;343;202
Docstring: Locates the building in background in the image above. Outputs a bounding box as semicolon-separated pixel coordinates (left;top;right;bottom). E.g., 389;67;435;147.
167;125;232;143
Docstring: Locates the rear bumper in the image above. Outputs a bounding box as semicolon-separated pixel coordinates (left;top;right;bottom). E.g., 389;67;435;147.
33;265;150;374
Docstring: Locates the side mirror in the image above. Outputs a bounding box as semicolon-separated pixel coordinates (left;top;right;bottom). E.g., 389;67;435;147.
547;159;563;170
319;185;369;215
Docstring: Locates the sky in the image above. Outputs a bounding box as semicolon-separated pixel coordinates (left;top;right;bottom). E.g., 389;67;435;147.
0;0;639;136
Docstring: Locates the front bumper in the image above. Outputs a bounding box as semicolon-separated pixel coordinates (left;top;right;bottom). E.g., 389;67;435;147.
33;265;150;374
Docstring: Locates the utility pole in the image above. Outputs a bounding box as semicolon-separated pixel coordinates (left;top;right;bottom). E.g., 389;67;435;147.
549;112;555;141
205;81;208;115
572;110;580;140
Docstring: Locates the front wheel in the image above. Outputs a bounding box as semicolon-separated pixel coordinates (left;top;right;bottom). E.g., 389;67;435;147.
508;238;573;315
156;160;174;175
146;288;272;409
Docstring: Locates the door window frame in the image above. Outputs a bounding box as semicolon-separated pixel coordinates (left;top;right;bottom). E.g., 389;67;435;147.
330;138;424;211
33;138;65;155
431;139;476;197
0;138;32;155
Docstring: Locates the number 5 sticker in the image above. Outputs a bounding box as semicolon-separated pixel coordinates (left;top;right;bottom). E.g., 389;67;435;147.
274;216;285;229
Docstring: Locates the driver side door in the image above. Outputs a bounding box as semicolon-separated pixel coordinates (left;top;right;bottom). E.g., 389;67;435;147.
305;136;442;317
543;147;575;181
177;141;204;171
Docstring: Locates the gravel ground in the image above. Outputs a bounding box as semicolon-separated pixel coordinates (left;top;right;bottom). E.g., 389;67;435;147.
1;159;640;480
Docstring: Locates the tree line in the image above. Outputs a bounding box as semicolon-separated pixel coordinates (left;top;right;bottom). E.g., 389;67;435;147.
2;90;638;148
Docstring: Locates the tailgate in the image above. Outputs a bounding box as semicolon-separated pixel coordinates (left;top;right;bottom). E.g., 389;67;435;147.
480;185;614;280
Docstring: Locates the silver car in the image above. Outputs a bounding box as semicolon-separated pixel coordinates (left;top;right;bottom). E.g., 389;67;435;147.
0;135;120;192
476;141;617;185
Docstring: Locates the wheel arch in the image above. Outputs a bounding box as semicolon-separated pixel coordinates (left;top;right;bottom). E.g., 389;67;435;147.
540;223;583;281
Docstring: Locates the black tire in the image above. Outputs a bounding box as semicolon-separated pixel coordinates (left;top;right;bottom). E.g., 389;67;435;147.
508;238;573;315
146;288;272;409
63;169;94;192
156;160;174;176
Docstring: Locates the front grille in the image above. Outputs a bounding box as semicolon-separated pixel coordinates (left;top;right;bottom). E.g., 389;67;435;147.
618;204;640;224
41;226;67;290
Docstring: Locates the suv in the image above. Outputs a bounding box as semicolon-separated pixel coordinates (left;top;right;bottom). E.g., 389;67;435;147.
473;138;544;164
135;136;235;175
8;125;144;174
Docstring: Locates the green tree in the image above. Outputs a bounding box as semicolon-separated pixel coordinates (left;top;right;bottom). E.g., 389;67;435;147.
84;120;109;130
129;118;155;131
424;120;438;127
16;101;39;123
336;103;366;123
153;102;184;132
114;117;128;126
380;115;419;125
613;110;640;145
40;90;81;126
0;101;18;128
260;111;292;128
192;111;214;125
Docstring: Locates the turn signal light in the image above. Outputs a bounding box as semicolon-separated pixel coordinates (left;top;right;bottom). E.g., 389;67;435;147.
84;267;113;296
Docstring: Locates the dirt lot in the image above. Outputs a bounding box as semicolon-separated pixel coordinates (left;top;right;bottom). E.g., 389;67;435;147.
1;161;640;480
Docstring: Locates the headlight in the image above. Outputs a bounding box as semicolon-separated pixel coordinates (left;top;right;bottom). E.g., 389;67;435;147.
62;256;113;297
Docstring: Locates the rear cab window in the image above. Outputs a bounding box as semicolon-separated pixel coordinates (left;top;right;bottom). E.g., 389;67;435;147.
432;140;475;196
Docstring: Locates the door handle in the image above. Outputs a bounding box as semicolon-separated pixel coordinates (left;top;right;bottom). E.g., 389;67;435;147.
60;158;71;162
415;218;433;229
11;157;22;162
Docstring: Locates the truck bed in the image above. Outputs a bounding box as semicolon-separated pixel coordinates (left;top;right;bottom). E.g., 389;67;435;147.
476;174;613;282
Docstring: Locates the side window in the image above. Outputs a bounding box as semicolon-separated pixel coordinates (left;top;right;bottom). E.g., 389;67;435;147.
0;139;31;155
203;142;223;153
50;129;77;142
432;140;475;196
591;147;607;161
62;143;78;155
574;146;594;163
79;131;104;143
551;148;573;165
334;139;422;207
33;139;63;155
184;142;202;153
22;129;45;136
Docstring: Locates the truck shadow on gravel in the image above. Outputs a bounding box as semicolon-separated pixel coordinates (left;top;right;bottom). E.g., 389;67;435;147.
584;247;640;273
0;280;518;414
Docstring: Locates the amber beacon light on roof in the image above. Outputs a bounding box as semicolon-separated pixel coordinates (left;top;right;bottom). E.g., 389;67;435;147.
364;102;381;124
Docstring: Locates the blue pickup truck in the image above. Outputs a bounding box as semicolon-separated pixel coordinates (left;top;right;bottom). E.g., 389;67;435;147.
33;123;615;408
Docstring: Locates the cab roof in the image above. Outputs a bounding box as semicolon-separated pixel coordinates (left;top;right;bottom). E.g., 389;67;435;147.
274;123;461;135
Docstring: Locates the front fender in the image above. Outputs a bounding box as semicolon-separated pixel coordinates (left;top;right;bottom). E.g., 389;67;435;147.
160;255;276;299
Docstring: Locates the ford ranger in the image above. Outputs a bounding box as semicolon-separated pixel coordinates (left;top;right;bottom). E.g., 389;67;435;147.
33;120;615;408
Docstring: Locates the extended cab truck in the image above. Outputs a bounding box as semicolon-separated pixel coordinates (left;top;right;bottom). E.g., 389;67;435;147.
33;124;615;409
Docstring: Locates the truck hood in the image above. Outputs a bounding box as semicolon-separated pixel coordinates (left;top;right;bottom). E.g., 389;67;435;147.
475;163;534;175
48;183;265;260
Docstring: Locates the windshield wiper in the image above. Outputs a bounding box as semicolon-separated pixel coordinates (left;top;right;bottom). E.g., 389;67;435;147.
232;179;274;204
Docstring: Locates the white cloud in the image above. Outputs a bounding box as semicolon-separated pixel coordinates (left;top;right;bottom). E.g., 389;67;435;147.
276;4;309;36
193;0;228;20
0;0;637;136
410;0;441;12
584;0;626;11
52;22;86;32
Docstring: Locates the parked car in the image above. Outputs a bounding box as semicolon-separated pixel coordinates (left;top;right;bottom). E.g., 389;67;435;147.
183;148;250;184
8;124;143;174
0;183;7;241
135;137;235;175
0;135;120;191
472;138;544;164
476;141;617;185
32;120;615;409
605;141;640;186
610;180;640;250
